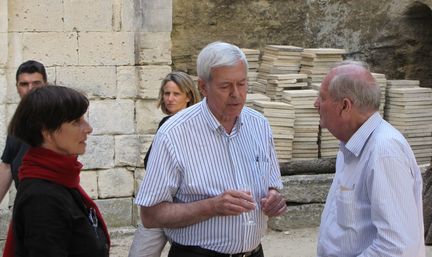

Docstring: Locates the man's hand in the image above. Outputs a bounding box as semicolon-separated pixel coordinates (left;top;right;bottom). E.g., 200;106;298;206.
211;190;255;216
260;189;287;217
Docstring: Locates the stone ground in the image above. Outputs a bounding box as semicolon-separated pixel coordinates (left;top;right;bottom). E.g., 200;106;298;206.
110;226;432;257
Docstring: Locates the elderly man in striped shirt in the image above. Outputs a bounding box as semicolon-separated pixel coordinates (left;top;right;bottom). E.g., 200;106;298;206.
315;61;425;257
135;41;287;257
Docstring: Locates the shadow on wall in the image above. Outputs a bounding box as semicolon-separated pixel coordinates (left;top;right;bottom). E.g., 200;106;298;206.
368;1;432;88
401;1;432;88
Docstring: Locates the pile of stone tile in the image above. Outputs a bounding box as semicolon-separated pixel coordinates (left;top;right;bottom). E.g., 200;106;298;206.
318;127;339;158
242;48;260;93
254;45;304;94
371;72;387;116
266;73;309;101
252;100;295;162
300;48;346;85
384;80;432;164
281;89;319;160
245;93;270;108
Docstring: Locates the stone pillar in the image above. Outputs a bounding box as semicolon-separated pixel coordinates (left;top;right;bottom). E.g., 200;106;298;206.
0;0;175;238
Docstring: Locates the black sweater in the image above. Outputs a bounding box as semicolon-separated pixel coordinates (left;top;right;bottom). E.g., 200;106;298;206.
13;179;109;257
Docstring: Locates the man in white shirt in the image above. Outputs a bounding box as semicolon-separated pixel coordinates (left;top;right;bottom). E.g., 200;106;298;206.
315;61;425;257
135;41;286;257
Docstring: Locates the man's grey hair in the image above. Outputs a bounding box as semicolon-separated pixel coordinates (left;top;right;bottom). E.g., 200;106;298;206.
328;60;381;112
197;41;248;82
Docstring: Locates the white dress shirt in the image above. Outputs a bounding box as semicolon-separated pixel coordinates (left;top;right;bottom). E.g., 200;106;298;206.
317;112;425;257
136;99;282;254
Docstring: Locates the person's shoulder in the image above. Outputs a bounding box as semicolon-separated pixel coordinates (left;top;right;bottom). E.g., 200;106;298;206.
158;102;203;133
17;179;72;201
370;120;412;155
241;106;269;124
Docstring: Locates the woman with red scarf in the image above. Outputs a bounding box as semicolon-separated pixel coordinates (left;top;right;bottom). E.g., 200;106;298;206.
4;85;110;257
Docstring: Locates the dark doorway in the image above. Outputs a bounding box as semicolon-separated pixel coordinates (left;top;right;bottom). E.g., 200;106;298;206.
401;2;432;88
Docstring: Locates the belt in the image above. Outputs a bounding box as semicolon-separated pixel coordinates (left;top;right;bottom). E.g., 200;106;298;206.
171;242;262;257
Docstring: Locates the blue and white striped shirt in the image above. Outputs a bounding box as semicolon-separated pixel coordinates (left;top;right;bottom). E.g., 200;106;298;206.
317;112;425;257
135;99;282;254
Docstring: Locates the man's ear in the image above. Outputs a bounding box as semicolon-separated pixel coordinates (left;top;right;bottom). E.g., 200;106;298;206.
340;97;353;116
198;78;207;97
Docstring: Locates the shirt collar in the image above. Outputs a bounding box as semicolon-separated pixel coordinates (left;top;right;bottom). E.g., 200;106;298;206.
200;98;243;135
342;112;382;157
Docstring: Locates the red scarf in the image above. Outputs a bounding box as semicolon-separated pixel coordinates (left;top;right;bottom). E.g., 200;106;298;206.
3;147;110;257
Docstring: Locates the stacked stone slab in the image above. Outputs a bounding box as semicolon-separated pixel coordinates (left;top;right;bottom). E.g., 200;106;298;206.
252;100;295;162
281;89;319;160
254;45;304;94
246;93;270;108
242;48;260;93
319;127;339;158
384;80;432;165
268;174;333;230
300;48;346;85
266;73;309;101
371;72;387;116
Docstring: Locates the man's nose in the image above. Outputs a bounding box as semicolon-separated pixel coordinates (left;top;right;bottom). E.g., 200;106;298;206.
230;85;240;97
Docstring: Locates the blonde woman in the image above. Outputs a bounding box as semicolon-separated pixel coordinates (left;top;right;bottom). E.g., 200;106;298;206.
129;71;201;257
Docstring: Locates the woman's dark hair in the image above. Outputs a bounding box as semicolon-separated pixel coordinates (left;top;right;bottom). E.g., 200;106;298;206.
8;85;89;147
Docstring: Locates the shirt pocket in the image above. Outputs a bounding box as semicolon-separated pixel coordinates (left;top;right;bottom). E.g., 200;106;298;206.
336;187;359;228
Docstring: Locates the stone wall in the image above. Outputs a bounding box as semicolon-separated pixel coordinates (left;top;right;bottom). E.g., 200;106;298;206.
0;0;173;248
172;0;432;88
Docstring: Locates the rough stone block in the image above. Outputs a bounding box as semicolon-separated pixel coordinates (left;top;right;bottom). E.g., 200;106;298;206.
136;100;165;134
268;203;324;230
0;106;4;151
79;135;114;170
281;174;333;203
115;135;145;167
0;70;6;104
96;197;133;227
136;0;172;32
57;66;117;99
0;0;7;32
78;32;134;65
89;99;135;135
80;171;98;199
4;67;19;104
0;208;11;240
137;65;172;99
136;32;171;65
134;168;146;196
22;32;79;66
120;0;135;32
64;0;113;32
98;168;134;198
132;199;141;226
0;33;7;66
8;0;63;32
117;66;138;98
5;104;18;125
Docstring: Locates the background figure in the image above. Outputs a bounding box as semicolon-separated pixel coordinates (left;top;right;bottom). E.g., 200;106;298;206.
5;86;110;257
129;71;201;257
143;71;201;169
315;61;425;257
1;60;47;257
0;60;47;204
135;41;286;257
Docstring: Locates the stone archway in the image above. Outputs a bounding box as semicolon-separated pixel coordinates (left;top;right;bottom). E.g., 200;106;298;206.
400;1;432;88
